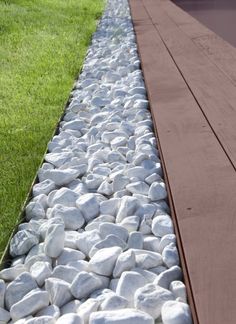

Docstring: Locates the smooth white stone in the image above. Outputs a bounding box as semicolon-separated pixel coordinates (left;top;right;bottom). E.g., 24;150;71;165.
148;182;167;201
155;266;182;289
116;271;147;307
45;151;73;168
100;294;128;311
70;271;102;299
134;283;174;319
135;252;163;270
143;236;160;252
85;173;105;190
49;188;78;207
67;260;89;272
11;255;26;267
90;308;154;324
39;169;80;187
64;231;79;249
109;279;119;292
149;265;168;275
97;180;113;196
112;174;129;192
56;313;83;324
113;250;136;278
111;137;127;149
76;230;101;256
30;261;52;286
145;173;162;185
51;265;78;284
10;289;49;321
5;272;37;310
60;300;81;315
100;198;120;216
77;298;100;323
161;301;192;324
25;202;46;221
56;248;85;265
0;280;5;309
162;243;179;268
39;217;64;241
89;234;127;257
89;247;122;277
62;120;86;131
169;281;187;303
132;268;157;283
25;316;55;324
36;305;60;319
76;194;100;222
99;223;129;242
136;204;156;218
116;196;139;223
152;215;174;238
33;179;56;197
127;231;143;249
44;223;65;258
126;181;149;195
120;216;140;233
45;278;72;308
126;166;151;181
159;234;176;253
85;215;115;231
113;189;131;198
0;307;10;323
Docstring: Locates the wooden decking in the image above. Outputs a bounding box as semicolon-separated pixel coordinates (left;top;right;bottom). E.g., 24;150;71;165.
129;1;236;323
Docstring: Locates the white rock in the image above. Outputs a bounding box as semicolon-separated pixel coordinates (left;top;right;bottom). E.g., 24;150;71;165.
120;216;140;233
67;260;89;272
10;289;49;321
51;265;78;284
39;169;80;187
89;234;127;257
49;188;78;207
25;202;46;221
161;301;192;324
126;181;149;195
126;166;150;181
149;265;168;275
77;298;100;323
145;173;162;185
70;271;103;299
139;215;152;235
45;278;72;308
10;230;39;257
135;252;163;269
0;307;10;323
60;300;81;315
30;261;52;286
99;223;129;242
143;236;160;252
90;309;154;324
0;280;6;308
85;215;115;231
113;250;136;278
33;179;56;197
97;180;113;196
148;182;167;201
56;313;83;324
39;217;64;241
5;272;38;310
134;283;174;319
56;248;85;265
100;198;120;216
152;215;174;237
64;231;79;249
131;268;157;283
25;316;55;324
25;254;52;270
116;196;139;223
90;247;122;276
112;174;129;192
169;281;187;303
155;266;182;289
127;231;143;249
100;294;128;311
116;271;147;307
159;234;176;253
36;304;60;319
76;194;100;222
44;223;65;258
76;230;101;256
162;243;179;268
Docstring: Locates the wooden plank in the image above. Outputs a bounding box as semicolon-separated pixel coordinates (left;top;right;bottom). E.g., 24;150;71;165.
129;1;236;323
143;0;236;170
161;0;236;86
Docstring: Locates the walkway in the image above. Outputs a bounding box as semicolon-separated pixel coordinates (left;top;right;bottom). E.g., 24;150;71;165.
129;1;236;323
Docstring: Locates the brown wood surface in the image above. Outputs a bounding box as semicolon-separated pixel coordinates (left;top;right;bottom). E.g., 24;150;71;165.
162;0;236;86
129;1;236;323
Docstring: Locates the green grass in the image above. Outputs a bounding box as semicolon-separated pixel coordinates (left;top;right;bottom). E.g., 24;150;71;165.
0;0;104;257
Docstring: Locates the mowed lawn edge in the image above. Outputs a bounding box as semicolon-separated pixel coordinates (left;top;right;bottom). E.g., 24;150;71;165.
0;0;104;256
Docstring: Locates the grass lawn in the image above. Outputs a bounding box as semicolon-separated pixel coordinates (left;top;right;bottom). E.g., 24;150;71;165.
0;0;104;257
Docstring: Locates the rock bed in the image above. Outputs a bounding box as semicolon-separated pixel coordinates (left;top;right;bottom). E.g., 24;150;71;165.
0;0;193;323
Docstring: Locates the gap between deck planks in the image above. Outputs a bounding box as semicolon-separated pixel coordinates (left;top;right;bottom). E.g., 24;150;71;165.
129;1;236;323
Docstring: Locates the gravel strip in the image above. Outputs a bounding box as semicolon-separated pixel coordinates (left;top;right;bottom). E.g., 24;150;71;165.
1;0;192;323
